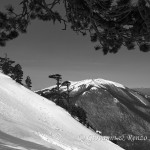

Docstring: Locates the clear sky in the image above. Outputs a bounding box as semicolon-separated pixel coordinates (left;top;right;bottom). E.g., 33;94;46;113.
0;1;150;90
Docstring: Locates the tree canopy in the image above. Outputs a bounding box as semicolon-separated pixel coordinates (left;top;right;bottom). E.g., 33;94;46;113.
49;74;62;91
11;64;23;84
25;76;32;89
0;0;150;54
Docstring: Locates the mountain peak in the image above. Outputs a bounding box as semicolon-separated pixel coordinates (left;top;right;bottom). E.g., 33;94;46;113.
66;78;125;93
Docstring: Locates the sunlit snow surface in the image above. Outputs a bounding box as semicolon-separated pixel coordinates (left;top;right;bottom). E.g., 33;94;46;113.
0;72;124;150
69;78;125;88
36;78;125;94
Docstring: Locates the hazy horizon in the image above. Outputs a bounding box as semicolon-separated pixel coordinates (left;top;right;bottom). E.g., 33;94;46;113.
0;1;150;90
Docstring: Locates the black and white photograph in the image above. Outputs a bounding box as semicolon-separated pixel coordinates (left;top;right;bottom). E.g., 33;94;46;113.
0;0;150;150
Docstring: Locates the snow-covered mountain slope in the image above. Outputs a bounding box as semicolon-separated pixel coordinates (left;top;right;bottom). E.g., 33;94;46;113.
0;72;124;150
37;78;150;107
37;78;150;150
36;78;125;92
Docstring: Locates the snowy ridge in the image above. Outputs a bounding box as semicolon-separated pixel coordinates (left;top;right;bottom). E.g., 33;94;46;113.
0;72;124;150
94;79;125;89
36;78;125;93
36;77;150;108
66;79;125;94
68;78;125;88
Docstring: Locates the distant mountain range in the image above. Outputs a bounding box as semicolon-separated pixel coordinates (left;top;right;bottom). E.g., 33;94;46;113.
133;88;150;96
36;78;150;150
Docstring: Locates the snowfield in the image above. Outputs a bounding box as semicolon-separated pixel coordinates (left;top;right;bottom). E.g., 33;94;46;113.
0;72;124;150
